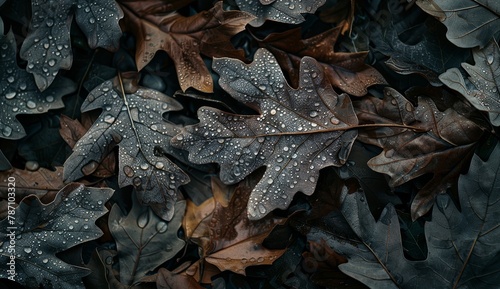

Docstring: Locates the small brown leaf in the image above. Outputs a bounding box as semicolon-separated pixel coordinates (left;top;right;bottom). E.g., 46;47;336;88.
0;167;64;200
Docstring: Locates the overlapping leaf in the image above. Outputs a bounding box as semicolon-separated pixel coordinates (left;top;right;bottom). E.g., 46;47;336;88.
234;0;326;26
184;175;287;277
440;40;500;126
416;0;500;48
0;183;114;289
109;192;186;286
119;1;254;92
63;75;189;221
311;142;500;288
353;87;483;219
172;48;358;220
258;25;386;96
0;20;76;140
20;0;123;90
0;166;64;199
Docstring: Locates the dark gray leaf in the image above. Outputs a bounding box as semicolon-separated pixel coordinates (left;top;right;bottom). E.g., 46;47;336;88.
235;0;326;26
63;76;189;221
20;0;123;90
0;22;76;140
109;192;185;286
0;183;114;289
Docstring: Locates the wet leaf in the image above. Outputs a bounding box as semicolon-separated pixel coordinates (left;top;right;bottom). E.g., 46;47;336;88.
184;175;288;276
416;0;500;48
20;0;123;90
156;268;203;289
440;40;500;126
353;87;483;219
59;114;116;178
258;25;386;96
320;142;500;288
318;0;355;34
0;183;114;289
172;48;358;220
0;166;64;199
63;74;189;221
109;192;186;286
119;1;254;93
0;22;76;140
234;0;326;26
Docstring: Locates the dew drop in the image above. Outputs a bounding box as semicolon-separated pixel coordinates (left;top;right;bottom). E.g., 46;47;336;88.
330;117;340;125
309;111;318;118
5;91;16;99
42;258;49;264
26;160;40;171
267;178;274;184
104;114;115;124
258;204;267;214
89;17;96;24
405;102;413;112
385;149;395;158
309;176;316;182
24;247;32;254
156;221;168;233
176;135;184;141
82;161;99;175
140;163;149;170
123;165;135;177
48;59;56;67
69;225;74;230
45;95;54;102
46;19;54;27
487;54;494;65
7;76;14;83
257;257;264;262
270;109;277;115
155;162;164;169
217;138;225;144
258;85;267;91
137;212;149;228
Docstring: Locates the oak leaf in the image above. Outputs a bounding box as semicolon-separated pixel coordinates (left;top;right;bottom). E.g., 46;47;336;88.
353;87;483;220
440;40;500;126
172;48;358;220
0;183;114;289
183;175;287;277
119;1;254;92
63;74;189;221
0;20;76;140
109;192;186;286
0;166;64;200
20;0;123;90
313;143;500;288
258;25;386;96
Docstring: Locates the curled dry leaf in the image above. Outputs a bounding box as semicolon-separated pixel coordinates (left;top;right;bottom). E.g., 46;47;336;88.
183;175;288;276
172;48;358;220
0;20;76;140
109;192;186;286
258;25;386;96
440;40;500;126
416;0;500;48
234;0;326;26
0;183;114;289
353;87;483;220
315;143;500;288
20;0;123;90
119;1;254;93
63;74;189;221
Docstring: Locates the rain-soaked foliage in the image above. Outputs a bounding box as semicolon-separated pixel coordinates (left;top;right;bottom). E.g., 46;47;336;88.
0;0;500;288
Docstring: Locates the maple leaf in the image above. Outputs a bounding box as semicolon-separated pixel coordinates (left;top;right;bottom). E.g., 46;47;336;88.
119;1;254;93
172;48;359;220
0;166;64;199
63;74;189;221
440;40;500;126
109;192;186;286
0;20;76;140
258;25;386;96
183;175;287;277
353;87;484;220
416;0;500;48
312;142;500;288
234;0;326;26
20;0;123;91
0;183;114;289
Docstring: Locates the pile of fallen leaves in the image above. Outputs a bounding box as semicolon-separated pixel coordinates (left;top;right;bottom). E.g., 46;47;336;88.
1;0;499;288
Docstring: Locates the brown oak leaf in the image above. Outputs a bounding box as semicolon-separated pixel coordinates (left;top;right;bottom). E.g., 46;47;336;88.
257;24;386;96
119;1;254;92
353;87;484;220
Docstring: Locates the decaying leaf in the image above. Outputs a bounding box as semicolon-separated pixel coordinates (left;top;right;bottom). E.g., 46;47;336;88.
184;175;287;277
0;183;114;289
109;192;186;286
63;74;189;221
440;40;500;126
258;25;386;96
353;87;483;219
0;20;76;140
416;0;500;48
172;48;358;220
0;166;64;200
119;1;254;92
59;114;116;178
234;0;326;26
318;0;355;34
314;142;500;288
